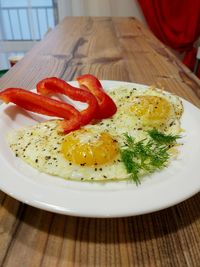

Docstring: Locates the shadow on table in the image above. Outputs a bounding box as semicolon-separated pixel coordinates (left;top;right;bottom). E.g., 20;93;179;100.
1;192;200;245
1;191;199;265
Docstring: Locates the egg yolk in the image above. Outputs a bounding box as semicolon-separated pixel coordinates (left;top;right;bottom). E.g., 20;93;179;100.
130;95;172;125
61;130;118;166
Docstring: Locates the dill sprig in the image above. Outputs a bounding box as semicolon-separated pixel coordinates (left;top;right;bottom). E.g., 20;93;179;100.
147;129;180;144
120;130;180;185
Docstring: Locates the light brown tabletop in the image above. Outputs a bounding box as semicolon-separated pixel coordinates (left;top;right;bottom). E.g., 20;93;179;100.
0;17;200;267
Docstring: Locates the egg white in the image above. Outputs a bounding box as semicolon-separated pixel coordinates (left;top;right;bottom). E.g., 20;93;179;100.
106;86;183;136
7;86;183;181
7;120;129;181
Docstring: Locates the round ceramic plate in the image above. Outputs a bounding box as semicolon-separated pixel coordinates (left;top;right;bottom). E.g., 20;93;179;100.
0;81;199;218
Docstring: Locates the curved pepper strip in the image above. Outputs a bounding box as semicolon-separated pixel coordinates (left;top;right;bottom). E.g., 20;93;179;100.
0;88;81;133
36;77;99;125
76;74;117;119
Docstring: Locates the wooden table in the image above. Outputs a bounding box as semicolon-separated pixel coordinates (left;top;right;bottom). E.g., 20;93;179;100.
0;17;200;267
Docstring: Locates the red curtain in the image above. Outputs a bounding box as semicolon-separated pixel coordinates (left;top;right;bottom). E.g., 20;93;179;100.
138;0;200;76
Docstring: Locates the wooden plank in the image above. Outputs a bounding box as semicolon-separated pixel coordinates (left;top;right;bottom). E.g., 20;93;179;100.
0;17;199;267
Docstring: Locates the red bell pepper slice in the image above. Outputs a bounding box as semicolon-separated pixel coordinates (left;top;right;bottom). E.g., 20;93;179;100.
76;74;117;119
36;77;99;125
0;88;81;133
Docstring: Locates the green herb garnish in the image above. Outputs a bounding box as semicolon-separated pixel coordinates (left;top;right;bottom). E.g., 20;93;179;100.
148;129;180;144
120;130;180;185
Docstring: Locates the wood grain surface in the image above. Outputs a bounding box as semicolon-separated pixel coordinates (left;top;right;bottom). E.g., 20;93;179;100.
0;17;200;267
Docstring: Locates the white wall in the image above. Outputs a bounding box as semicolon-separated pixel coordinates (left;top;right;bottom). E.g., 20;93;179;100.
57;0;146;25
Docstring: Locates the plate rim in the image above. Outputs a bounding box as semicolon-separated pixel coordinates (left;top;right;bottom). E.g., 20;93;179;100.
0;80;199;218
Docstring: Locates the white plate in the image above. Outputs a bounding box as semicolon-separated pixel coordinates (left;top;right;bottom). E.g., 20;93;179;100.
0;81;199;218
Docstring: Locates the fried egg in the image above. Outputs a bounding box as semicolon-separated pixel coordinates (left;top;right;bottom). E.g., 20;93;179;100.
106;87;183;136
7;86;183;181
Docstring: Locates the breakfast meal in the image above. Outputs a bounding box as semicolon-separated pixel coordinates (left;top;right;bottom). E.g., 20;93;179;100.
0;74;183;184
